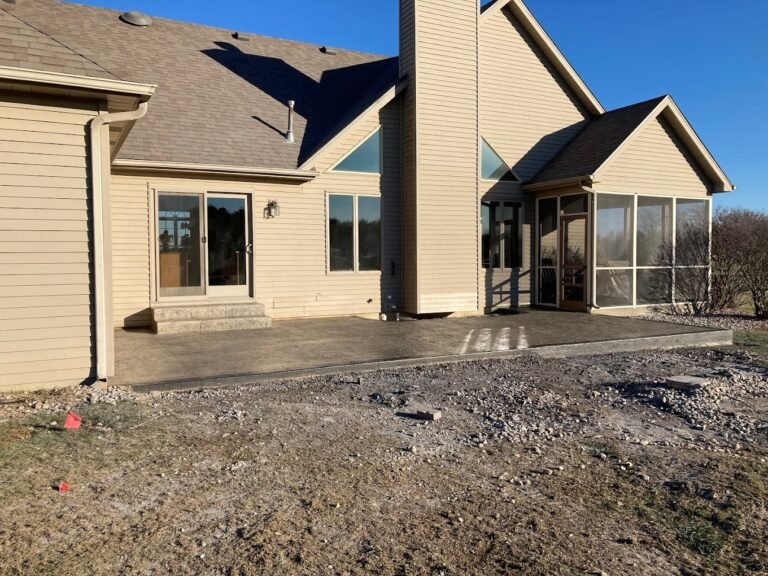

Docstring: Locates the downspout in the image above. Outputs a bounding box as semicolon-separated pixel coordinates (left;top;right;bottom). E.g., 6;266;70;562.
89;101;149;380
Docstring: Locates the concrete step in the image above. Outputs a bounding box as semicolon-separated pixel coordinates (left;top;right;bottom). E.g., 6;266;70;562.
152;302;266;322
153;315;272;335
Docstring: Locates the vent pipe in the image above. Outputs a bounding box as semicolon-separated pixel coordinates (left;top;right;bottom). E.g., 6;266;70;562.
285;100;295;144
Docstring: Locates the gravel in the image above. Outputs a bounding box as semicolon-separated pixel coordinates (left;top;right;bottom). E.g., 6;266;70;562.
639;311;768;332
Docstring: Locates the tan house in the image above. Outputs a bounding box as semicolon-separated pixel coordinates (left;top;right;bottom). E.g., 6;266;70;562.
0;0;733;391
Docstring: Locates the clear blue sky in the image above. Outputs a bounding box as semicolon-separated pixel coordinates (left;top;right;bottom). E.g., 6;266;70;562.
78;0;766;210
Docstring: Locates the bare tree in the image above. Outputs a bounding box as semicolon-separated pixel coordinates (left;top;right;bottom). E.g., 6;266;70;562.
721;208;768;318
710;208;746;312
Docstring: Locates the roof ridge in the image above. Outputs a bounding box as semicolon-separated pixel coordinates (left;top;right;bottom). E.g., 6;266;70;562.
56;0;392;61
601;95;668;116
1;3;119;80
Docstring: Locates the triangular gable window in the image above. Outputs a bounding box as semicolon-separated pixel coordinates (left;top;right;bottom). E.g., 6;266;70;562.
332;127;382;174
482;138;517;181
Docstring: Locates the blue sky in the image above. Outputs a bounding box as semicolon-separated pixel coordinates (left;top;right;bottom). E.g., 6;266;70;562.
77;0;766;210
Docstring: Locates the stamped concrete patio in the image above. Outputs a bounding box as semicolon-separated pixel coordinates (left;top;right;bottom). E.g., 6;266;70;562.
113;309;732;392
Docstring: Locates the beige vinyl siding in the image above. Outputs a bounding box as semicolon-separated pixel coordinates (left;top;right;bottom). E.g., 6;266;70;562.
480;7;589;182
480;181;533;309
399;0;418;315
110;101;401;324
0;94;96;392
597;116;713;196
111;174;151;327
400;0;480;314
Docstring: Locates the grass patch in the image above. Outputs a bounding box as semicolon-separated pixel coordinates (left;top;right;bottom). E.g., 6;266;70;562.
0;401;145;461
635;484;748;563
733;330;768;364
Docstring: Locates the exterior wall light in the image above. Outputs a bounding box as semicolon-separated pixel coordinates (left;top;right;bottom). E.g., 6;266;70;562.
264;200;281;219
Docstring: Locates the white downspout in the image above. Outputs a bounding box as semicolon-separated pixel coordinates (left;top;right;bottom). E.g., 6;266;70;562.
90;101;149;380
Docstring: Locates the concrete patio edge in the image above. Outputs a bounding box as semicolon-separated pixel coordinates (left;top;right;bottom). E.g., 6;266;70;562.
129;328;734;394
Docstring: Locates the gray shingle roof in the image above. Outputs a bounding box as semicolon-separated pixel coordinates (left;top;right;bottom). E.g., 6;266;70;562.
2;0;398;169
0;6;115;79
528;96;666;185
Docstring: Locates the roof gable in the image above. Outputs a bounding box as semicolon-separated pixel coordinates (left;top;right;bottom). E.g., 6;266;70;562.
481;0;603;116
527;95;734;193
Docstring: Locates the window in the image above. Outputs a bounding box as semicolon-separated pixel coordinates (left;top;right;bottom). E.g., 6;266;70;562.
482;201;522;269
332;128;381;174
328;194;381;272
481;139;517;181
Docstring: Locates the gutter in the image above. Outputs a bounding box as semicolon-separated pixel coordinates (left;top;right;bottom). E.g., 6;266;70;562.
522;175;595;192
0;65;156;98
111;159;319;182
90;102;150;380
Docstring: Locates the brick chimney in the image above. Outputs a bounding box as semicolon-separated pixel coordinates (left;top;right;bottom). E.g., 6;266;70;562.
399;0;480;315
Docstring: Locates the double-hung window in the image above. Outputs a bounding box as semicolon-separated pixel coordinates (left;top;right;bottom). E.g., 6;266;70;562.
482;201;522;269
328;194;381;272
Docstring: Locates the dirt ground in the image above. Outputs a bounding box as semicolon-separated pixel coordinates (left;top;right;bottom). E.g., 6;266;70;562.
1;346;767;576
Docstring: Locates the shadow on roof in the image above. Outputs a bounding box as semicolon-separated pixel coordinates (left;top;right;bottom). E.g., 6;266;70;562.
202;41;399;167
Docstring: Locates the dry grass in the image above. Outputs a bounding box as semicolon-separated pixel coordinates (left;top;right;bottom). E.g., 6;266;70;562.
0;350;766;575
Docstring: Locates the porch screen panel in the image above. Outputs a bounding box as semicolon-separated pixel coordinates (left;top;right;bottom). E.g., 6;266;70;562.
538;198;558;305
675;199;710;304
636;197;673;304
596;194;634;307
676;199;709;267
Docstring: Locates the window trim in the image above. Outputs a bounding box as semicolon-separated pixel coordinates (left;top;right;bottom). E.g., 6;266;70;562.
329;126;383;175
481;200;523;271
326;192;382;275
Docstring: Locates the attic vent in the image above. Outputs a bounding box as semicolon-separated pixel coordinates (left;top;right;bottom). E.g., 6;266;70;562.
120;11;152;27
320;46;337;55
233;32;251;41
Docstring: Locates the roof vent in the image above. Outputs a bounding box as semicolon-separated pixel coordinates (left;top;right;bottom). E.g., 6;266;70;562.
320;46;337;55
233;32;251;41
120;11;152;27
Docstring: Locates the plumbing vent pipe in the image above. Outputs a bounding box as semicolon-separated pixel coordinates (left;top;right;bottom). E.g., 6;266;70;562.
285;100;295;144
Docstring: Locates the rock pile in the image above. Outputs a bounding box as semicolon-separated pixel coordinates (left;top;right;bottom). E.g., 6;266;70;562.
459;376;585;444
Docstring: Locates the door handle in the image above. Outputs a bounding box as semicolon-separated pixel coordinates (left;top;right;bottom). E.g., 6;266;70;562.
245;243;253;254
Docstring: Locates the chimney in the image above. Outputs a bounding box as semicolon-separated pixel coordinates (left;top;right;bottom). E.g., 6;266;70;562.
399;0;480;315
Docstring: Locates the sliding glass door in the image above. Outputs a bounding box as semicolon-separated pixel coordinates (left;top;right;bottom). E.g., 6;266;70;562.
156;192;250;299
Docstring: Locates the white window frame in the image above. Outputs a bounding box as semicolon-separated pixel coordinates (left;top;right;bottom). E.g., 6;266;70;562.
326;192;382;275
329;126;383;175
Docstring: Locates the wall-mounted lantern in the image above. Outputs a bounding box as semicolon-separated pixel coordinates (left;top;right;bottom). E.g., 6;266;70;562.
264;200;281;219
